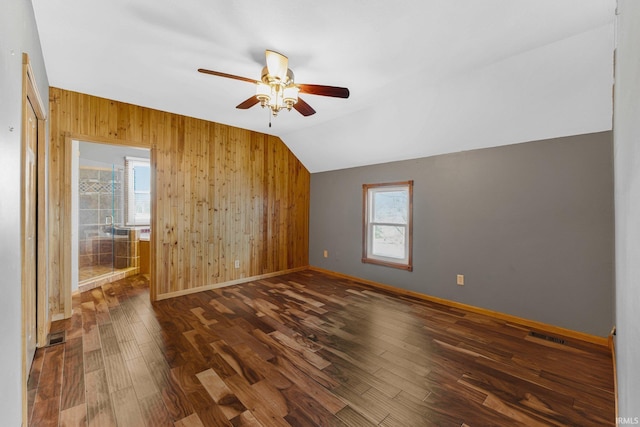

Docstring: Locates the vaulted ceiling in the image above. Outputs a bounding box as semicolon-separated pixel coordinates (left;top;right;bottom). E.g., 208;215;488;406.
32;0;615;172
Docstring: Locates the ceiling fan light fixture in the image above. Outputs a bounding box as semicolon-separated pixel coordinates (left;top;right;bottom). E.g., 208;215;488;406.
258;61;298;115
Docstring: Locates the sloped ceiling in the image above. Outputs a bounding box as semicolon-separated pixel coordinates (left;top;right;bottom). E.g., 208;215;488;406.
32;0;615;172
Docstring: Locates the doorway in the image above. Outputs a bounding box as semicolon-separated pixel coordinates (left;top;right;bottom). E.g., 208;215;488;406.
73;141;151;292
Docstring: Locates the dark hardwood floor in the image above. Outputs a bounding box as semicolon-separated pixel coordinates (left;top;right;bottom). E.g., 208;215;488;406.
27;270;615;426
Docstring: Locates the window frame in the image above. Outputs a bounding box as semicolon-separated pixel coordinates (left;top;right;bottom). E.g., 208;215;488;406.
124;156;151;226
362;180;413;271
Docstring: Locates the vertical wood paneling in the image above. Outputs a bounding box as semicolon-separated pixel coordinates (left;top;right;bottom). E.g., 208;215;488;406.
48;87;309;309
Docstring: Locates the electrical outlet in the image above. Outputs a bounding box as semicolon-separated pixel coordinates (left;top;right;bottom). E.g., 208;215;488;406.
457;274;464;286
234;260;240;269
323;250;328;258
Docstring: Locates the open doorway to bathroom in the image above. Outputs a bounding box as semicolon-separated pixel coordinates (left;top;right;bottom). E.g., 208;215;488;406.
74;141;151;292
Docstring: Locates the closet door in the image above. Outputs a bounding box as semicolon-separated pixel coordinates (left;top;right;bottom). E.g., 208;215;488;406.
23;97;38;372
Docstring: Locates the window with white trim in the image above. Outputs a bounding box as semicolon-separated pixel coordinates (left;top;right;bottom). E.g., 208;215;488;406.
362;181;413;271
125;157;150;226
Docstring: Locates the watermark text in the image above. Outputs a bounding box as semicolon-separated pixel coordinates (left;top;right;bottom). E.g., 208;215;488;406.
618;417;640;425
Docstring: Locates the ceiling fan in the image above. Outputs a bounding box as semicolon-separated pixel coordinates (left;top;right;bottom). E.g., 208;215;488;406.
198;50;350;121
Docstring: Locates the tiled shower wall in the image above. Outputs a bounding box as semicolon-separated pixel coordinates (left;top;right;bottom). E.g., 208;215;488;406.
78;166;124;268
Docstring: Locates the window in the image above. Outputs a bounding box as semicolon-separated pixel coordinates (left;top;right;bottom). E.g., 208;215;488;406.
125;157;150;225
362;181;413;271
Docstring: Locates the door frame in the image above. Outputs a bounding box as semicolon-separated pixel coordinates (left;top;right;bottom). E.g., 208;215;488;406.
62;134;151;314
21;53;47;425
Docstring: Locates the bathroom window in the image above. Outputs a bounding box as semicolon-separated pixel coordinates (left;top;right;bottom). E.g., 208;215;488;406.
125;157;150;225
362;180;413;271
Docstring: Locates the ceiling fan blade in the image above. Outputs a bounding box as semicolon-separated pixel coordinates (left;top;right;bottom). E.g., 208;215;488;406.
293;97;316;116
236;96;260;110
198;68;257;84
298;84;350;99
265;50;288;81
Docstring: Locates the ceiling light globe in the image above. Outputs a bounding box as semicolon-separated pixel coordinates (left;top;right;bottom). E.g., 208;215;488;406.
283;86;299;110
256;83;271;106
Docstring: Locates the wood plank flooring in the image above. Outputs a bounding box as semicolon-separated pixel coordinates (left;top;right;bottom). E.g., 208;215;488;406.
27;270;615;426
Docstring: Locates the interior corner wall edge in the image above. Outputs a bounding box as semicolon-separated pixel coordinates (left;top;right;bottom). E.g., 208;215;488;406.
48;87;310;303
0;0;50;425
613;0;640;418
309;131;614;337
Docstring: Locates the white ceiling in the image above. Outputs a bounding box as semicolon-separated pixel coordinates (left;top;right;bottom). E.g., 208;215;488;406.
32;0;616;173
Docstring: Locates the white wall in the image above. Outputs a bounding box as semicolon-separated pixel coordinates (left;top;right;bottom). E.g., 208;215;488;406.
79;140;150;167
614;0;640;418
0;0;49;425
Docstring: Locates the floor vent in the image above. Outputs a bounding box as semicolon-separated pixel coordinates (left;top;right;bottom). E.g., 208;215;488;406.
529;331;566;345
47;331;66;347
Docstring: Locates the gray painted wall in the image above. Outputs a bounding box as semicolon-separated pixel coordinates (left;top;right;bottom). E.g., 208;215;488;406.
614;0;640;417
310;132;614;337
0;0;49;425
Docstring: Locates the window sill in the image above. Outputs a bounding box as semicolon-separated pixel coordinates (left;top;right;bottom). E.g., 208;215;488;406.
362;257;413;271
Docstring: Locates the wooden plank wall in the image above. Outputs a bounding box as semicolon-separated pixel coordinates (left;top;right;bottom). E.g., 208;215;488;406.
48;87;309;312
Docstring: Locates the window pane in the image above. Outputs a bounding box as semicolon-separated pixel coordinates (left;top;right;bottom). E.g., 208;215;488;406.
134;192;150;217
362;180;413;270
373;190;407;224
133;165;150;192
371;225;406;259
126;158;151;225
